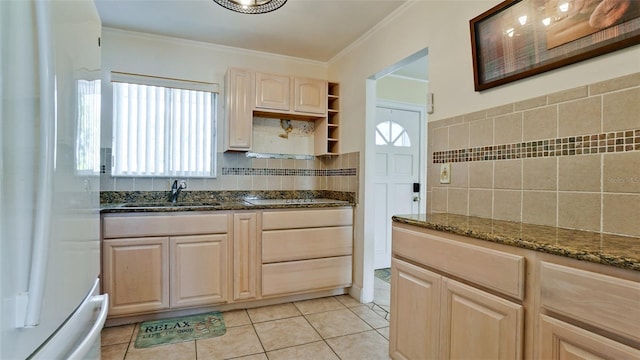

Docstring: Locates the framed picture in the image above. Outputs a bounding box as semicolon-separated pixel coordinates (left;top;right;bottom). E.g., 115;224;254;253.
470;0;640;91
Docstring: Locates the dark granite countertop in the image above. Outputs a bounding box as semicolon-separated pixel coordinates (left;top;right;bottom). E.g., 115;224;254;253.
100;190;356;213
392;213;640;272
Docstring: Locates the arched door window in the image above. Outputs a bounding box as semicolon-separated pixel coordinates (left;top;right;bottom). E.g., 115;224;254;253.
375;120;411;147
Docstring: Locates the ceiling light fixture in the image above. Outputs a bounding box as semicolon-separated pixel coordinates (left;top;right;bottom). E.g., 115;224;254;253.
212;0;287;14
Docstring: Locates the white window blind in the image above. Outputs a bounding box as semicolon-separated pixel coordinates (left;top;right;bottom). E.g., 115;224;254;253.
111;72;217;177
75;79;101;174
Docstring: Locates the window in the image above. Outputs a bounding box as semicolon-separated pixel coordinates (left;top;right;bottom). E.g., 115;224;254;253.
375;120;411;147
111;72;218;177
75;79;101;174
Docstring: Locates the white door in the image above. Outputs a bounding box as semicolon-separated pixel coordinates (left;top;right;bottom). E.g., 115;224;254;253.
374;104;422;269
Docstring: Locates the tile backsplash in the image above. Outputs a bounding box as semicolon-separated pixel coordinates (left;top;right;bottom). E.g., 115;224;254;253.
427;73;640;237
101;150;359;195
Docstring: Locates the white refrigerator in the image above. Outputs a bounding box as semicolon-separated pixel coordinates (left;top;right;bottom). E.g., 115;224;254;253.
0;0;108;358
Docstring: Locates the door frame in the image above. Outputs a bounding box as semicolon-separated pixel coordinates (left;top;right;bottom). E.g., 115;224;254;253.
373;99;427;269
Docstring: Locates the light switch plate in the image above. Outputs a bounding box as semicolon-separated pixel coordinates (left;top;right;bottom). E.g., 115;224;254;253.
440;163;451;184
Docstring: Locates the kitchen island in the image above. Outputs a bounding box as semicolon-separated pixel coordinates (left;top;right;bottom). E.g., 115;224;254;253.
390;213;639;360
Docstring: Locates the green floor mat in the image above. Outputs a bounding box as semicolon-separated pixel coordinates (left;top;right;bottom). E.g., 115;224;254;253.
375;268;391;283
134;311;226;348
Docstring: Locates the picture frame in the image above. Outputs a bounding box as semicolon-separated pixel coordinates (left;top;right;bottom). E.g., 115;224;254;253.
470;0;640;91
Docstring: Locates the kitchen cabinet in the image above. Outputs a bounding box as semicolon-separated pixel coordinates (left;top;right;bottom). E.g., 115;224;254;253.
225;67;339;155
102;212;229;317
225;67;253;150
102;237;170;316
389;259;440;360
539;315;640;359
537;261;640;359
171;234;227;308
293;76;326;114
315;81;340;155
261;208;353;296
390;227;524;360
254;72;326;115
441;278;523;359
233;212;260;301
391;221;640;360
254;72;290;111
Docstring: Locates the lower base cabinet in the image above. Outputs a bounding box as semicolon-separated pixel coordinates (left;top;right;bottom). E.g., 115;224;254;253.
441;278;523;360
171;235;227;308
391;222;640;360
102;208;354;319
389;259;440;360
539;315;640;359
389;258;523;360
103;237;170;316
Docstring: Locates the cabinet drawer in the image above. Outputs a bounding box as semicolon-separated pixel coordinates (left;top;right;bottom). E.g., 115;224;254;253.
262;226;352;263
103;213;228;238
540;262;640;343
262;208;352;230
262;256;352;296
392;226;525;300
539;314;640;359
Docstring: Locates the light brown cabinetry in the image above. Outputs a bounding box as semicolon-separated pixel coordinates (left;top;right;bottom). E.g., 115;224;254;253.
254;72;290;111
102;213;229;317
103;237;169;316
261;208;353;297
171;234;227;308
441;278;523;359
389;259;440;360
254;72;326;115
539;315;640;359
390;227;524;360
225;67;339;155
232;212;259;301
315;82;340;155
391;222;640;360
225;67;253;151
537;261;640;359
293;76;326;114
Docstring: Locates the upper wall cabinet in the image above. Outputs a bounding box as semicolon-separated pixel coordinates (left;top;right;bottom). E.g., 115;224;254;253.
225;67;253;151
225;67;339;155
293;77;327;114
254;72;326;116
254;72;290;112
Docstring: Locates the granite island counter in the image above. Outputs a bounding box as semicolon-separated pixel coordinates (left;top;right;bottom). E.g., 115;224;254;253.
392;213;639;272
390;213;640;360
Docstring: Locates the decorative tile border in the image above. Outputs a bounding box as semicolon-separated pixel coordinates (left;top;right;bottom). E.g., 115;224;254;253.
221;167;357;176
434;129;640;163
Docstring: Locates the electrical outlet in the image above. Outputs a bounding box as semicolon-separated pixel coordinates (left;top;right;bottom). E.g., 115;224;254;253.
440;163;451;184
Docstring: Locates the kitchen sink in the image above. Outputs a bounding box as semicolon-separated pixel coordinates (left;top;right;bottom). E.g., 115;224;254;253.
119;202;219;208
243;198;349;205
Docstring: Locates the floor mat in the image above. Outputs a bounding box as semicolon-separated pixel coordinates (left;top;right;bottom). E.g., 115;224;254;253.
375;268;391;283
134;311;226;348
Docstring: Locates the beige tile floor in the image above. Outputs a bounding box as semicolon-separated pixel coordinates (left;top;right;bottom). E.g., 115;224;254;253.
101;294;391;360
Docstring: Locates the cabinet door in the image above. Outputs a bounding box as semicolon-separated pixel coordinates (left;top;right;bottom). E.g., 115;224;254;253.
293;77;326;114
171;234;227;308
233;212;259;301
441;278;524;360
255;72;290;111
389;258;441;360
539;315;640;360
103;237;169;316
226;67;252;150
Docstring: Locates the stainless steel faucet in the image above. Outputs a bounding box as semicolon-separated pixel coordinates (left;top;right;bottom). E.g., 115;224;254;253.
170;180;187;203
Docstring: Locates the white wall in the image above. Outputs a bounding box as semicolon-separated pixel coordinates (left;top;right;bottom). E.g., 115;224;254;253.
330;0;640;152
377;76;428;106
329;0;640;302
